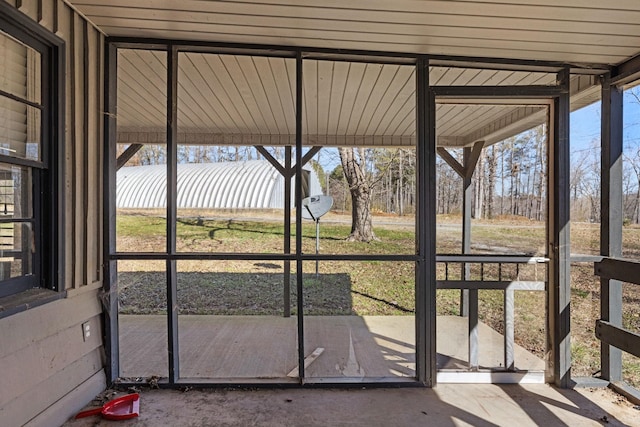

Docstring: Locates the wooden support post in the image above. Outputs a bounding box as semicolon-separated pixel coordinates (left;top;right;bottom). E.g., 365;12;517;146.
464;141;485;180
548;67;571;388
460;143;484;367
461;146;473;318
436;123;485;374
253;144;307;318
438;141;484;324
436;141;484;180
504;288;515;370
469;288;479;370
600;74;623;382
461;148;471;320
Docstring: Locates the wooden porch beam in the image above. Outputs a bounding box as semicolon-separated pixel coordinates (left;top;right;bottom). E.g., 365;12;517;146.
255;145;286;176
595;258;640;285
299;146;322;170
437;141;484;179
436;147;464;177
464;141;485;180
254;145;322;180
115;143;143;170
612;53;640;86
596;321;640;359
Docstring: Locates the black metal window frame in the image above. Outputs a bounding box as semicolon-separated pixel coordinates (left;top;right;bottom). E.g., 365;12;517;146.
104;43;427;386
0;3;65;301
104;37;575;389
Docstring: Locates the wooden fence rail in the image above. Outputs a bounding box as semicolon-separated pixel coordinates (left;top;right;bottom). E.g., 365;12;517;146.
594;258;640;360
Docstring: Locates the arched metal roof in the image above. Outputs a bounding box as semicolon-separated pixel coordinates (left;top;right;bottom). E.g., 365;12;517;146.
116;160;322;209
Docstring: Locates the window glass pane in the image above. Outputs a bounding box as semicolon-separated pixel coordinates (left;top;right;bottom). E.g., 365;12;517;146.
0;24;48;298
0;30;41;104
116;151;167;253
176;52;297;254
296;147;416;256
435;104;548;257
569;101;602;379
0;164;34;283
174;145;289;254
569;103;601;256
436;260;546;372
0;96;41;161
0;163;32;219
302;260;416;380
117;260;168;379
301;60;417;255
622;281;640;389
0;222;33;280
623;84;640;259
177;260;297;380
116;48;168;253
622;84;640;388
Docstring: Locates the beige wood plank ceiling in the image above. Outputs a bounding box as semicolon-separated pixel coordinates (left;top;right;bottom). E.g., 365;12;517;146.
115;50;596;148
73;0;640;65
84;1;638;148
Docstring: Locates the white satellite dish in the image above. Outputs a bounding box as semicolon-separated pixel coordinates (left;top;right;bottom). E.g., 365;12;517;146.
301;195;333;221
301;195;334;277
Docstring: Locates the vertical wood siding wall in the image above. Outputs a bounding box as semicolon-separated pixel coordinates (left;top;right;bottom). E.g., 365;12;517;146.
0;1;105;426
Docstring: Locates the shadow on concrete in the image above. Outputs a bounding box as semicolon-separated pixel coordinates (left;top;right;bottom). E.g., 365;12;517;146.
496;384;630;426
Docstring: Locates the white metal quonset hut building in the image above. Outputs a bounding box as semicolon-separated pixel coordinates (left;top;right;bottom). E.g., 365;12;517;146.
116;161;323;210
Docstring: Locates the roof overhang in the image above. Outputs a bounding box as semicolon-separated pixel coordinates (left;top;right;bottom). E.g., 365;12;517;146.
72;0;640;66
69;1;640;149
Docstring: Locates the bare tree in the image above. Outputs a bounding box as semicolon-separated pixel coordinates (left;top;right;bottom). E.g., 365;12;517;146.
338;147;378;242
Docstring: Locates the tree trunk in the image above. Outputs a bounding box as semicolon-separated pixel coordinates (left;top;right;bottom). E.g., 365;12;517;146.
500;146;505;216
339;147;378;242
474;151;484;219
487;146;496;219
398;149;404;216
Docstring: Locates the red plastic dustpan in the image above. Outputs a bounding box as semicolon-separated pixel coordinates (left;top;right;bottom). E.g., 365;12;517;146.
75;393;140;420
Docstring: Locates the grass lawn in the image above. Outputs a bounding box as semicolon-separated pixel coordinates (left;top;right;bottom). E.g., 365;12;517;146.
115;210;640;387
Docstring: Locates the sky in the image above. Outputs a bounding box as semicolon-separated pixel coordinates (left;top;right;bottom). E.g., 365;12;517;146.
570;86;640;155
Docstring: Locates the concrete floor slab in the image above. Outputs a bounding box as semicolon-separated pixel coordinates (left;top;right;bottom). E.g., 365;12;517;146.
63;384;639;427
119;315;543;381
